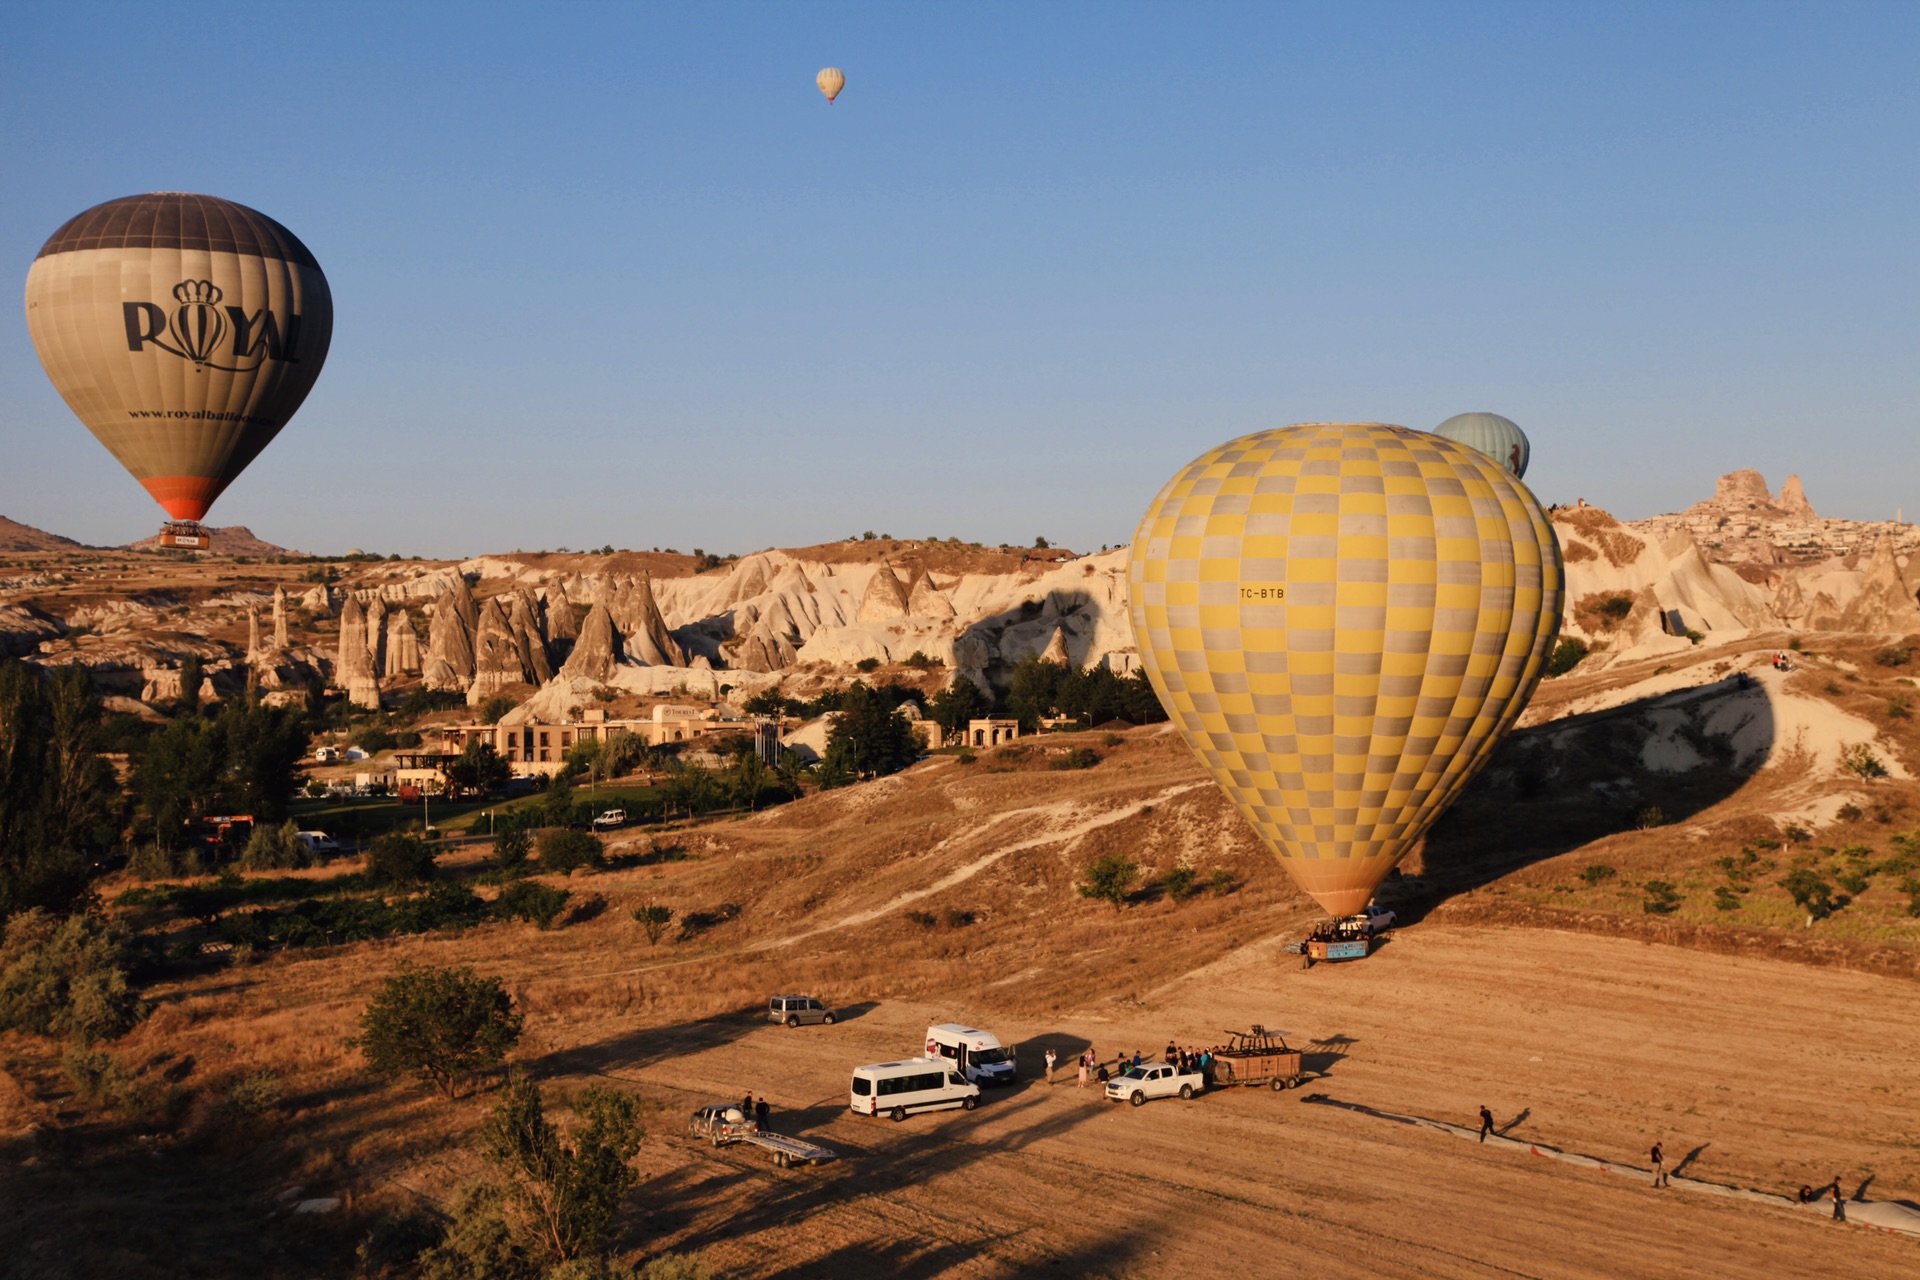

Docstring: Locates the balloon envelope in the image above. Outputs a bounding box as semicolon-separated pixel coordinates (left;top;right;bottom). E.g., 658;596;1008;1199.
1128;423;1564;917
1433;411;1529;479
817;67;845;102
23;193;333;523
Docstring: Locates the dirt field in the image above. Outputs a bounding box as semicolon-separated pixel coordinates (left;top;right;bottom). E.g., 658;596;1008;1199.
523;924;1920;1279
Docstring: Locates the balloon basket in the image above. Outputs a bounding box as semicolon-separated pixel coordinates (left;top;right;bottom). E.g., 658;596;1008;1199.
157;521;210;551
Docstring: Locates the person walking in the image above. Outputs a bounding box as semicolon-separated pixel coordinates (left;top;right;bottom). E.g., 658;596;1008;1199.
755;1097;770;1132
1651;1142;1667;1188
1478;1106;1495;1143
1045;1048;1058;1084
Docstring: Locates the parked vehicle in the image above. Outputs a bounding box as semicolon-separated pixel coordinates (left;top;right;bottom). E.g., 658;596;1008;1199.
294;831;340;858
689;1104;758;1145
850;1059;980;1121
924;1023;1016;1086
1105;1062;1205;1107
770;995;837;1027
1344;903;1396;935
591;809;627;829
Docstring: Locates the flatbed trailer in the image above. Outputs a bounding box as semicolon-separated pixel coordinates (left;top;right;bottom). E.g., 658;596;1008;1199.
1212;1025;1306;1090
738;1132;839;1168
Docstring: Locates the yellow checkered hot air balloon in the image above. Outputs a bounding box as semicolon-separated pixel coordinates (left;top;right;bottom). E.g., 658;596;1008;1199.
1128;423;1564;918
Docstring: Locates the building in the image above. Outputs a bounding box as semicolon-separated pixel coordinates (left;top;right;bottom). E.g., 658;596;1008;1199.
966;718;1021;748
432;704;770;779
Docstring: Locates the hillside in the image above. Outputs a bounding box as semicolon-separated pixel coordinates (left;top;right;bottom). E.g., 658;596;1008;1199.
0;514;84;553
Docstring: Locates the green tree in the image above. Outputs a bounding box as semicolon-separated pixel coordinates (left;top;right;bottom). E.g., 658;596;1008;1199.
492;826;533;876
538;829;604;874
1076;851;1138;911
177;654;203;715
0;908;143;1042
1006;656;1066;732
366;832;438;886
354;963;524;1098
1082;852;1136;909
476;694;517;725
131;695;309;846
729;749;772;811
633;902;673;946
446;737;511;798
0;662;120;918
823;682;919;778
928;677;992;737
481;1075;645;1263
240;819;310;871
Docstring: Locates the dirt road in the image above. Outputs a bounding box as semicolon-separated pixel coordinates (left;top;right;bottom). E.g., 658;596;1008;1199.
566;925;1919;1278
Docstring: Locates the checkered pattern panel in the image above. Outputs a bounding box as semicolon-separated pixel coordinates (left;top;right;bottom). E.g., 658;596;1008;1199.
1128;423;1565;917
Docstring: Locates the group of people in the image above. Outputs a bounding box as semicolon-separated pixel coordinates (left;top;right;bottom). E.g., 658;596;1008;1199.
1798;1178;1849;1220
1770;651;1796;672
1307;918;1372;943
1054;1042;1228;1087
739;1092;772;1132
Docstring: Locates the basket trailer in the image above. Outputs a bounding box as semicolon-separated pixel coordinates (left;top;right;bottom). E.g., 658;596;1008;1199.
740;1132;838;1169
1211;1026;1306;1091
688;1105;837;1168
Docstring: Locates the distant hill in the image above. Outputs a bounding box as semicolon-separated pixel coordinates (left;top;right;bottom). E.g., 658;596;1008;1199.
120;526;300;556
0;515;85;552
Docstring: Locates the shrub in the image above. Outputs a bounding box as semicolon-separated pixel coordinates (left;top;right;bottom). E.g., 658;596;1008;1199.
366;832;437;886
633;903;673;945
492;827;532;877
353;963;524;1098
1840;742;1889;781
1641;880;1682;915
1787;636;1803;651
1545;638;1589;677
1207;868;1237;897
639;1255;718;1280
1580;864;1618;886
1782;822;1811;844
1162;866;1198;902
942;907;976;928
904;909;937;928
1780;869;1842;921
1900;876;1920;917
1635;806;1666;830
1684;629;1706;645
241;820;310;872
62;1043;135;1107
1875;645;1912;668
1076;852;1138;911
497;881;570;930
1837;803;1863;822
954;748;976;765
353;726;397;755
1890;695;1912;720
1050;747;1102;771
901;651;939;670
475;694;518;725
0;909;143;1042
481;1075;644;1263
539;829;604;874
130;843;184;881
1711;886;1742;912
855;657;881;673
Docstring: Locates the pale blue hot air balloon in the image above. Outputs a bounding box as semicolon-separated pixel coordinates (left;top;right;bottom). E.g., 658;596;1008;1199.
1434;412;1529;479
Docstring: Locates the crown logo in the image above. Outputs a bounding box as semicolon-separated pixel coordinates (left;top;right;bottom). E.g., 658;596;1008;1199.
173;279;223;306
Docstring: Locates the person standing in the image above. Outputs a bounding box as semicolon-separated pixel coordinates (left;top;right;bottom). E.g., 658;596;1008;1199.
755;1097;770;1132
1045;1048;1058;1084
1077;1055;1089;1088
741;1092;754;1118
1831;1178;1846;1221
1478;1106;1495;1143
1651;1142;1667;1187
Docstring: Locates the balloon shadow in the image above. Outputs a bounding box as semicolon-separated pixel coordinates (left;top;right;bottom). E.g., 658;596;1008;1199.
1395;673;1774;920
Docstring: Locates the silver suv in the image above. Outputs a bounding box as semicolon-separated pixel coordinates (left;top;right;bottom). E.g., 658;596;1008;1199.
769;995;836;1027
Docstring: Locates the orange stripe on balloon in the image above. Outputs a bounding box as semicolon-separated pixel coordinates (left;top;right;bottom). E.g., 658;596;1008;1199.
139;476;221;522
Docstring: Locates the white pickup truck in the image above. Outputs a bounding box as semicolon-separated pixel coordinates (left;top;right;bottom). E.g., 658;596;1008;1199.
1105;1062;1205;1107
1343;903;1396;935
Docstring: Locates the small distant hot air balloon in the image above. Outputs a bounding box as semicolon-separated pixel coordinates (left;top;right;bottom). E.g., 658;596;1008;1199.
1129;423;1564;919
817;67;845;103
23;193;332;548
1433;412;1529;479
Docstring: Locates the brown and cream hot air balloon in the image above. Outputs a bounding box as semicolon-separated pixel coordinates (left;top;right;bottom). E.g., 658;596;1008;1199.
23;193;333;546
1129;422;1564;921
816;67;845;103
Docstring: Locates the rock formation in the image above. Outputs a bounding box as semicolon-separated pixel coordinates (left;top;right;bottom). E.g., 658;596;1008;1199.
907;570;956;619
1039;623;1072;666
1777;475;1815;520
423;600;477;690
467;598;527;704
508;590;554;684
1837;535;1920;633
335;596;380;709
271;585;288;650
449;574;479;636
365;596;388;681
857;563;911;622
247;608;261;661
544;578;578;649
385;609;422;678
301;584;331;616
558;602;621;681
620;574;686;667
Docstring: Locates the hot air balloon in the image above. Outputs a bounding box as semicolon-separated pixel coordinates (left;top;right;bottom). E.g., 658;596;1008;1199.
817;67;845;103
1433;411;1529;479
23;193;333;548
1129;422;1564;919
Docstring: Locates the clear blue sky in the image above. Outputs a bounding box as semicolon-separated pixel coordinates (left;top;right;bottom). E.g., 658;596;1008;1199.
3;2;1916;556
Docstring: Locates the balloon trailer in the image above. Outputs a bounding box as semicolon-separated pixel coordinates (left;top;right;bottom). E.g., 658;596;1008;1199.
1210;1026;1307;1091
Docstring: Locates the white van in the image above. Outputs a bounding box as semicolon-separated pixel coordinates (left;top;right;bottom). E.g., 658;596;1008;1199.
924;1023;1017;1087
849;1058;980;1121
294;831;340;858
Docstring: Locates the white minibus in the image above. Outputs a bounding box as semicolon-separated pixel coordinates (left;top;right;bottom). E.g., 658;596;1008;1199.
849;1058;981;1121
924;1023;1017;1086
